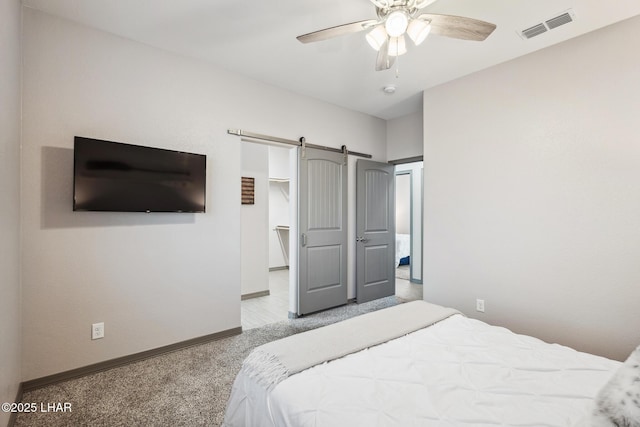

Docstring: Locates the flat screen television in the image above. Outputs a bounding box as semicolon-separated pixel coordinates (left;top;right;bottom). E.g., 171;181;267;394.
73;136;206;213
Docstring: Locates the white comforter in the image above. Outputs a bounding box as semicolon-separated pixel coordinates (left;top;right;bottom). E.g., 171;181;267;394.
224;314;620;427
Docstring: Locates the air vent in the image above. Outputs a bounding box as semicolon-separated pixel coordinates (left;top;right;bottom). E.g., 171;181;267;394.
519;9;575;40
546;12;573;30
521;23;547;39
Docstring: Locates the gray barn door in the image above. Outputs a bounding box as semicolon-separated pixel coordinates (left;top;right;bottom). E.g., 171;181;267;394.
356;159;395;303
298;147;348;315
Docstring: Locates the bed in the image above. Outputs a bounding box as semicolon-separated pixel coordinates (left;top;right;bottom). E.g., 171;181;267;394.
223;301;639;427
396;233;410;267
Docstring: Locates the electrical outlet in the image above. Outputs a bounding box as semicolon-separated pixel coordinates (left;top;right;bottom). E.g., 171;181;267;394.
476;299;485;313
92;322;105;340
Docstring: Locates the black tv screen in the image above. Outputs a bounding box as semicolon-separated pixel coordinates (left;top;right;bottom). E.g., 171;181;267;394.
73;137;206;213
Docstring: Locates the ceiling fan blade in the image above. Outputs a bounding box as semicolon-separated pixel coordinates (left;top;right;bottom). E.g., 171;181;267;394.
418;13;496;41
297;19;378;44
375;39;395;71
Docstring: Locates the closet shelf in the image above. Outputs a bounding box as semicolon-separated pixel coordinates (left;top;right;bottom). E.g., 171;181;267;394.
269;177;290;183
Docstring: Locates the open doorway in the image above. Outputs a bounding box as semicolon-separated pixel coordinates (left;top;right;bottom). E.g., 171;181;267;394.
394;161;423;301
240;143;294;329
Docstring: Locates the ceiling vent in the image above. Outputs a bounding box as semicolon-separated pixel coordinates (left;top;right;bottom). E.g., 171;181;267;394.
519;9;575;40
522;23;548;39
546;12;574;30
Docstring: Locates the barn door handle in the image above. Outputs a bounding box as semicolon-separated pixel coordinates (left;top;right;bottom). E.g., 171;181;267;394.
301;233;308;247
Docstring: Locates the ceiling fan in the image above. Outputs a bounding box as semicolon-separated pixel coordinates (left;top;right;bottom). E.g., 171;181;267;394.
296;0;497;71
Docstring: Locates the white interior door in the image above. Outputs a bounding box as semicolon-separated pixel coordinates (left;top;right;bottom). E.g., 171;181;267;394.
297;147;348;315
356;159;395;303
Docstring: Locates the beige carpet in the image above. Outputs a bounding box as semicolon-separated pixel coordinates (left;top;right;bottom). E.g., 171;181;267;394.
15;296;402;427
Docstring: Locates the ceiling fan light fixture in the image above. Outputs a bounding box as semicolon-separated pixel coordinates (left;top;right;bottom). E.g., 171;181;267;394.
388;35;407;56
366;25;387;51
407;19;432;45
385;10;409;37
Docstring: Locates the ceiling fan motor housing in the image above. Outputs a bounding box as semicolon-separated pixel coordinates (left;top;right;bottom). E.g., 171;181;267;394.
374;0;438;18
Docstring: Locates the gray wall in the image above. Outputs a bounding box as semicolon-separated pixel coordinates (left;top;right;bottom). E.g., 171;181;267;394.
21;8;386;381
423;15;640;361
395;174;411;235
0;0;22;424
387;111;423;161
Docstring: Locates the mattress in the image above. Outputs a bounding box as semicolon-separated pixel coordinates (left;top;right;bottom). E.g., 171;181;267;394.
224;313;620;427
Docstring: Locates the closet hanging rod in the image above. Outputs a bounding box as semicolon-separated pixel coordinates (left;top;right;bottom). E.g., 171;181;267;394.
228;129;372;159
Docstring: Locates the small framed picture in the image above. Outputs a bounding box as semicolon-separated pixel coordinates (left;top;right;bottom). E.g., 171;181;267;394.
241;177;255;205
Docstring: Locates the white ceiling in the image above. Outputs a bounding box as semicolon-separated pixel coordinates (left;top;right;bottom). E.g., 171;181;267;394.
22;0;640;120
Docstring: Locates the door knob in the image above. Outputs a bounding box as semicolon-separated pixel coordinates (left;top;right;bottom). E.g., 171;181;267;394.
356;236;368;243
